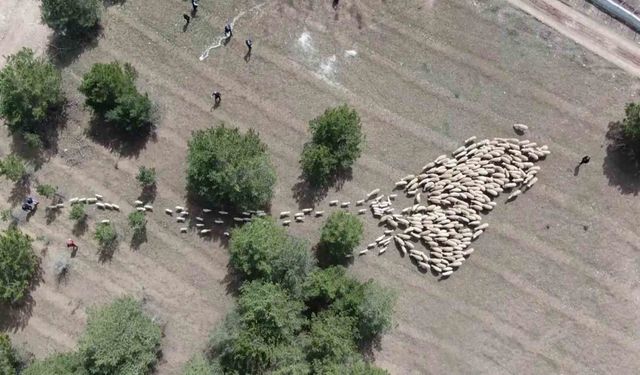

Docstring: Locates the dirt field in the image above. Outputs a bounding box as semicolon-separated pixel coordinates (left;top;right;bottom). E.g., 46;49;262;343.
1;0;640;374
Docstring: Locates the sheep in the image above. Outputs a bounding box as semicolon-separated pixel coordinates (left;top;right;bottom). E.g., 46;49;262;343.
104;203;113;210
280;211;290;218
69;198;79;204
356;199;365;206
112;204;120;211
56;203;65;209
507;190;521;201
180;228;188;233
101;219;110;224
294;212;304;217
359;249;369;255
223;232;230;237
282;220;291;226
79;198;87;203
340;202;350;208
180;211;189;217
175;206;184;212
314;211;324;217
136;207;146;212
302;208;313;214
367;189;380;199
196;223;205;228
196;217;204;222
177;217;186;223
378;247;387;255
144;205;153;211
513;123;528;133
233;217;244;222
95;194;104;200
218;211;229;215
96;202;105;209
295;216;304;223
389;194;397;200
165;209;173;215
329;200;339;206
203;209;212;213
134;200;143;206
214;219;224;224
87;198;97;204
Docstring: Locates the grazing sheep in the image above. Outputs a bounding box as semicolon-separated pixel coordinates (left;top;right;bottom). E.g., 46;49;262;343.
280;211;290;218
367;189;380;199
282;220;291;226
196;217;204;222
359;249;369;255
223;232;230;237
513;123;528;133
175;206;184;212
96;203;105;209
144;205;153;211
112;204;120;211
95;194;104;200
136;207;146;212
356;199;365;206
180;228;188;233
203;209;212;213
101;219;110;224
177;217;186;223
135;200;143;206
87;198;97;204
196;223;205;228
165;209;173;215
315;211;324;217
69;198;79;204
214;219;224;224
329;200;339;206
295;216;304;222
219;211;229;215
340;202;350;207
302;208;313;214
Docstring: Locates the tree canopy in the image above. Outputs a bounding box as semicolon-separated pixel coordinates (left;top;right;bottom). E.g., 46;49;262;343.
186;125;276;210
79;297;162;375
79;62;152;133
0;48;63;138
0;228;37;303
318;211;363;265
41;0;101;36
622;102;640;143
22;353;87;375
0;333;19;375
301;105;363;186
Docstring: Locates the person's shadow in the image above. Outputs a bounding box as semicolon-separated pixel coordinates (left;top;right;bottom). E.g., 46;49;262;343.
244;49;252;63
573;163;582;176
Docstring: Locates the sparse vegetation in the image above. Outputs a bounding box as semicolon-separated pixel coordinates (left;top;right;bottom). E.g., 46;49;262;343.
40;0;101;36
53;256;71;282
0;155;27;182
79;62;152;133
22;352;86;375
301;105;364;187
136;166;156;188
128;211;146;237
186;125;276;210
319;211;363;265
622;102;640;143
69;203;87;223
182;354;218;375
0;333;19;375
0;48;63;142
0;228;37;303
36;184;57;199
94;222;117;251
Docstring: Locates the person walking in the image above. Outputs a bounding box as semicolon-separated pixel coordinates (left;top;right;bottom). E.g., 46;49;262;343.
191;0;199;14
224;23;233;38
245;39;253;51
212;91;222;104
66;239;78;251
579;155;590;165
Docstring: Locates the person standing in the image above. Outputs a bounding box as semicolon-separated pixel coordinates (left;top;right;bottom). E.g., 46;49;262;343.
224;23;233;38
212;91;222;104
245;39;253;51
579;155;590;165
191;0;199;14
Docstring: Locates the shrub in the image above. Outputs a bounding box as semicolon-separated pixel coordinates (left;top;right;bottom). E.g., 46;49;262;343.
128;211;146;236
79;62;152;132
0;228;37;303
301;105;363;187
69;203;87;222
622;102;640;142
0;155;27;182
319;359;390;375
209;282;305;374
318;212;363;265
186;126;276;210
302;266;358;312
24;133;44;150
0;48;63;136
36;184;57;198
79;297;162;375
307;311;357;371
229;217;315;296
182;354;217;375
0;333;18;375
41;0;101;36
22;352;87;375
136;166;156;188
94;222;117;251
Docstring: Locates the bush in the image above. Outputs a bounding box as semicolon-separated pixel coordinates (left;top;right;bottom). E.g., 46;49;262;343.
79;62;152;133
36;184;57;198
24;133;44;150
136;166;156;188
0;155;27;182
229;217;315;295
209;282;305;374
22;352;87;375
69;203;87;222
307;312;357;372
319;212;363;265
0;333;19;375
301;105;363;187
182;354;217;375
622;102;640;142
302;266;358;311
79;297;162;375
0;228;37;303
319;359;390;375
94;222;117;251
41;0;101;36
0;48;63;137
128;211;146;236
186;126;276;210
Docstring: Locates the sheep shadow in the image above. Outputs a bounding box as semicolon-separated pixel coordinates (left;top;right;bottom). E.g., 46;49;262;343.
86;116;156;158
291;168;353;209
47;27;102;69
603;122;640;195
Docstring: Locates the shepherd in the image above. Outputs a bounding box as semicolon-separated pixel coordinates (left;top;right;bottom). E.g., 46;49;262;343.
212;91;222;104
224;23;233;38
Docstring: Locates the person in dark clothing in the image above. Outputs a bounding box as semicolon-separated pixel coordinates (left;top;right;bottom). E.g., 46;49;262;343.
580;155;591;165
191;0;199;13
212;91;221;104
224;23;232;38
183;14;191;24
245;39;253;51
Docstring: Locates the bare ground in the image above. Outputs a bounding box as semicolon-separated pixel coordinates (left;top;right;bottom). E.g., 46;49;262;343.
1;0;640;374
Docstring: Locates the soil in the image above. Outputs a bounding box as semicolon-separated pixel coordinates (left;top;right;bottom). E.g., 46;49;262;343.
1;0;639;374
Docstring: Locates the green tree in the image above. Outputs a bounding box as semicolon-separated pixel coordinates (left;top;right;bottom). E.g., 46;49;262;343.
186;126;276;210
0;333;18;375
136;166;156;188
0;155;27;182
79;62;152;133
302;266;358;312
79;297;162;375
318;359;390;375
622;102;640;142
301;105;363;187
36;184;57;199
318;212;363;265
209;282;305;374
93;222;117;252
0;228;37;303
128;211;146;237
307;312;357;372
182;354;217;375
41;0;101;36
0;48;63;137
22;352;87;375
69;203;87;223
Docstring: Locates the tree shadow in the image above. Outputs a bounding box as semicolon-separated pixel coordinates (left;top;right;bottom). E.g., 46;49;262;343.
8;178;31;209
603;122;640;195
86;116;156;158
0;259;43;332
138;184;157;204
47;27;102;69
97;238;119;263
72;218;89;237
291;169;352;209
130;228;147;250
221;263;243;297
104;0;127;6
45;206;62;224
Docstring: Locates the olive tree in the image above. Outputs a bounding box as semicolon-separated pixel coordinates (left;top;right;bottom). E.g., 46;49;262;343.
0;48;63;139
0;228;37;303
186;126;276;210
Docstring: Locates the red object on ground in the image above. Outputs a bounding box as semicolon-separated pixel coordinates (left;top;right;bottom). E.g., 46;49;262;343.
66;239;76;248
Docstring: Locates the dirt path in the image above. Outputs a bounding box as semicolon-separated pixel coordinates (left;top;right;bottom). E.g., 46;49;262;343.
507;0;640;77
0;0;50;68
